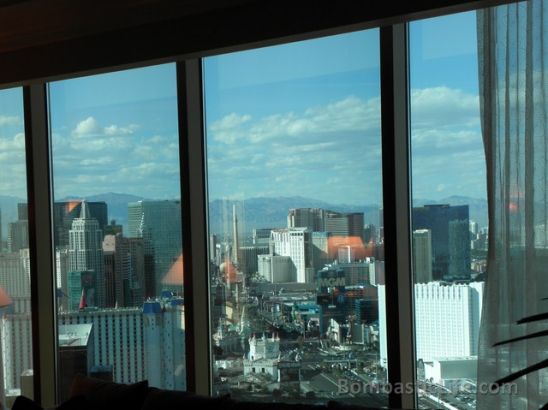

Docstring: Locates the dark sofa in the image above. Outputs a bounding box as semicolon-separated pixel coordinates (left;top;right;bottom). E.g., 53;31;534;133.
12;375;386;410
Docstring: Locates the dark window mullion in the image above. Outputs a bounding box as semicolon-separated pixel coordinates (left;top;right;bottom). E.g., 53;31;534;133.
380;24;416;409
23;84;57;408
177;59;211;395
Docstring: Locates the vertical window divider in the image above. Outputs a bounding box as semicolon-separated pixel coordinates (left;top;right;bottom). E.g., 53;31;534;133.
177;59;211;395
380;24;416;409
23;83;57;408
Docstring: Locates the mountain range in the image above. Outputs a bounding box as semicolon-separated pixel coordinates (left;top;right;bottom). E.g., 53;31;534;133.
0;192;488;239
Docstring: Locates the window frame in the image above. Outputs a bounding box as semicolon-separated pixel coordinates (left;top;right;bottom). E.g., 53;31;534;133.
1;1;509;408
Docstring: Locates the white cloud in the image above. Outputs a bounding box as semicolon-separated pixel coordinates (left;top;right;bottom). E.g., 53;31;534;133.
209;96;381;146
0;115;21;126
80;157;113;166
72;117;138;138
73;117;101;137
411;87;479;129
210;113;252;144
0;132;25;151
104;124;139;136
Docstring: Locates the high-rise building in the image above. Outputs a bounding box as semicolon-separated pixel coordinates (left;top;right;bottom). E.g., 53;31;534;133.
17;203;28;221
237;245;269;276
257;254;293;283
412;204;470;281
469;220;479;236
252;228;273;247
232;204;239;264
143;292;186;390
58;307;145;384
270;228;313;283
325;211;364;240
103;234;146;308
311;231;331;272
68;202;105;306
379;282;484;367
7;220;28;253
57;324;94;402
54;201;108;247
56;248;69;311
68;270;97;310
128;201;182;296
412;229;433;283
1;312;32;393
0;250;30;299
287;208;326;231
363;224;377;244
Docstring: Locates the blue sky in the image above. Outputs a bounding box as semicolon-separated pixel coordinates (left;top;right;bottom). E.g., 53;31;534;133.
0;11;486;211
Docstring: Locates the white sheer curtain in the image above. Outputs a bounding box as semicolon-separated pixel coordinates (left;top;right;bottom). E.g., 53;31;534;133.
477;0;548;409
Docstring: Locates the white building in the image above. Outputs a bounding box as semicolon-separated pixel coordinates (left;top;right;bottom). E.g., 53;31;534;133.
379;282;484;367
423;357;477;389
270;228;312;283
58;306;145;384
243;333;280;379
257;254;293;283
0;249;30;299
143;294;186;391
1;312;32;393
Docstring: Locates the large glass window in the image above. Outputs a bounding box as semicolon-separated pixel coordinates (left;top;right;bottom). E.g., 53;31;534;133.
410;12;486;409
0;88;33;409
204;31;388;405
48;64;186;401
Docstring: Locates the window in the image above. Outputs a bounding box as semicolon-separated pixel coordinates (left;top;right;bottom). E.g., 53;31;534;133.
0;88;34;409
204;30;387;405
0;1;535;409
47;64;186;400
410;11;486;408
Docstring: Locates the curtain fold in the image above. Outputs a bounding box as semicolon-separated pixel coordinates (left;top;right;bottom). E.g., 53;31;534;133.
477;1;548;408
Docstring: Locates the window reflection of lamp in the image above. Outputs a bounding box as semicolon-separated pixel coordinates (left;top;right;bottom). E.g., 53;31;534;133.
0;287;13;409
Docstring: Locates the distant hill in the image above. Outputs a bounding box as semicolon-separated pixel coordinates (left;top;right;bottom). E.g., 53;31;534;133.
208;195;489;237
209;196;381;237
0;192;489;241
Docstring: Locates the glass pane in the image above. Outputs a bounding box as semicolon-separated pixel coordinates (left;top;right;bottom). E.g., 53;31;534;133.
48;64;185;401
410;12;486;409
0;88;33;409
204;31;387;406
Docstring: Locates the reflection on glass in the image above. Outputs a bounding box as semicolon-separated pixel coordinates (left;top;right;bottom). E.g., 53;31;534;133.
48;64;186;401
204;30;387;406
0;88;33;409
410;11;486;409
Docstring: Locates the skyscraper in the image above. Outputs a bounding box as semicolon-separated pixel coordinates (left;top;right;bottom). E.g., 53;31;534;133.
412;204;470;281
270;228;313;283
143;293;186;390
0;250;30;299
448;220;471;279
7;220;28;253
379;281;484;367
54;201;108;247
325;211;364;239
58;307;145;384
128;201;182;296
103;234;146;308
68;202;105;306
232;204;239;264
287;208;326;231
412;229;433;283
